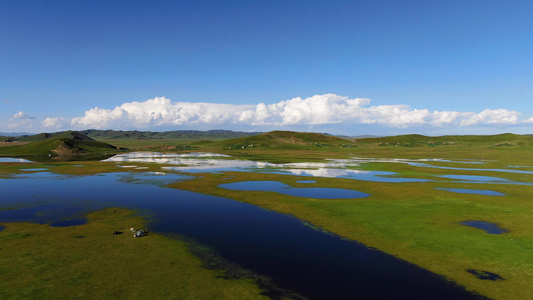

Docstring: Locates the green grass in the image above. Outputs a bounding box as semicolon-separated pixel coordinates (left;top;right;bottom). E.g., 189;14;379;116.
17;131;95;142
166;157;533;300
2;131;533;299
0;208;268;299
0;138;120;156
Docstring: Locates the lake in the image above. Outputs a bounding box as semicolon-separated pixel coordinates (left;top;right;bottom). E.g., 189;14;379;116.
0;169;486;299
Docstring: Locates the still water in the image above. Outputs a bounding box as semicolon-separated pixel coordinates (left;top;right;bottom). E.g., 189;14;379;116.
0;171;485;299
105;152;533;185
460;221;509;234
436;188;505;196
219;180;370;199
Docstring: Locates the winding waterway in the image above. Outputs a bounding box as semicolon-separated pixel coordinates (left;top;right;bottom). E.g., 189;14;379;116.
0;170;486;299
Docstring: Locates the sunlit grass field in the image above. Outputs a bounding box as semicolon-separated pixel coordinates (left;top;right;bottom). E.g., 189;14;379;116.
0;208;267;299
1;132;532;299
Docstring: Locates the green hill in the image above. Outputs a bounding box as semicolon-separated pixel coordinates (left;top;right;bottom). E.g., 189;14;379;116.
0;138;119;156
355;133;531;147
12;129;262;142
18;131;95;142
211;131;357;150
79;129;261;140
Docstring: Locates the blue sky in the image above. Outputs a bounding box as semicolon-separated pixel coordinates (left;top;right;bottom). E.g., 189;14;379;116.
1;0;532;136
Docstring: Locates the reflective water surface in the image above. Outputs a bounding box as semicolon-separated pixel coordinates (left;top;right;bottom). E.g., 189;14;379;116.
436;188;505;196
105;152;431;182
219;181;370;199
0;157;32;163
0;171;485;299
104;152;533;185
460;221;509;234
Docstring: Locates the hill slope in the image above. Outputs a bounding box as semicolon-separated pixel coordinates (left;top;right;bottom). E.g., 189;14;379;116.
80;129;262;140
0;138;119;156
355;133;531;146
18;131;95;142
211;131;356;150
11;129;262;142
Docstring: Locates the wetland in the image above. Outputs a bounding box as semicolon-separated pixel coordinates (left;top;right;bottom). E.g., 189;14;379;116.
2;133;533;299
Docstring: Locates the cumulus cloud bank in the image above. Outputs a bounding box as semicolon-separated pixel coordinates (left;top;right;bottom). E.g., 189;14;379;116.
70;94;531;130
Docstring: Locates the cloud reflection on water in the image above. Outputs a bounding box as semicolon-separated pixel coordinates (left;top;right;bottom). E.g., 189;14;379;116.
104;152;428;182
103;152;532;184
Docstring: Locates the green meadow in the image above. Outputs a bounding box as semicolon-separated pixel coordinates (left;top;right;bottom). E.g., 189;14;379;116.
0;208;267;299
1;130;533;299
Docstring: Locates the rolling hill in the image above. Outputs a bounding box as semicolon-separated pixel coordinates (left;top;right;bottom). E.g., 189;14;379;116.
0;138;120;156
211;130;357;150
79;129;262;140
17;131;96;142
354;133;531;146
8;129;263;142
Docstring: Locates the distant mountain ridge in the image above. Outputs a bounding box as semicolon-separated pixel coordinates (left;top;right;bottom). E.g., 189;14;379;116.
80;129;263;140
3;130;531;147
18;131;96;142
0;132;33;137
5;129;263;142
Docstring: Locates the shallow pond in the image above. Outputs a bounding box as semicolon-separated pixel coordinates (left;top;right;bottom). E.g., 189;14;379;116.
0;171;484;299
460;221;509;234
407;162;533;174
219;181;370;199
436;188;505;196
0;157;32;163
439;174;512;183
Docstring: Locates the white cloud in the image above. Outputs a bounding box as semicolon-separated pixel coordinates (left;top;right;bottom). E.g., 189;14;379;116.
67;94;532;131
12;111;35;120
71;97;254;129
460;109;521;126
6;111;36;130
42;117;64;130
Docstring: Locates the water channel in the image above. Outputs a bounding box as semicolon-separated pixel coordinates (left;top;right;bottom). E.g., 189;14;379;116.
0;169;487;299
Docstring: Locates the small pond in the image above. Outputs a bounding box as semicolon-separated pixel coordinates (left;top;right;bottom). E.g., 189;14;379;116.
407;162;533;174
0;171;484;299
0;157;32;163
439;174;512;183
219;181;370;199
460;221;509;234
436;188;505;196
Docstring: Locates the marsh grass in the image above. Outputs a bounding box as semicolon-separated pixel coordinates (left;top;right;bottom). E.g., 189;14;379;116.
2;140;533;299
168;164;533;300
0;208;268;299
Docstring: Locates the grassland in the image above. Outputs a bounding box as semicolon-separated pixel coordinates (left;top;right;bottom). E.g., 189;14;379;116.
0;138;121;157
0;208;268;299
167;167;533;299
1;130;533;299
